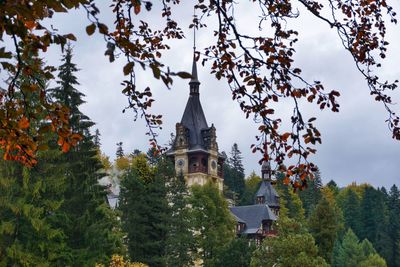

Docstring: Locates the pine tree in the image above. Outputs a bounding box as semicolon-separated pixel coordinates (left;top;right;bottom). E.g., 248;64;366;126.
210;238;256;267
0;52;69;265
49;45;123;266
335;229;364;267
190;182;236;266
94;128;101;148
116;142;124;158
359;186;391;264
223;143;245;201
327;180;340;196
333;228;387;267
0;151;69;265
119;155;169;267
339;188;362;238
309;188;343;264
388;185;400;267
299;169;323;217
276;173;305;222
165;167;195;267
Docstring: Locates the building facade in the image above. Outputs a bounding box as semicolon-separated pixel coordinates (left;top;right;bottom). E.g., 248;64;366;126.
230;161;280;242
167;55;225;191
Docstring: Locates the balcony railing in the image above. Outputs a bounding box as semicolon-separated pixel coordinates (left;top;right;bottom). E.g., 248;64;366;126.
189;165;208;174
263;229;278;237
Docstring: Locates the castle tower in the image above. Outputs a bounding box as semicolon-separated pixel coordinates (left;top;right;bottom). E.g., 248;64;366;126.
167;54;225;191
255;161;280;215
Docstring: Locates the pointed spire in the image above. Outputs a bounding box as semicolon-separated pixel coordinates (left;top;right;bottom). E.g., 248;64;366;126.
190;54;200;84
189;7;200;95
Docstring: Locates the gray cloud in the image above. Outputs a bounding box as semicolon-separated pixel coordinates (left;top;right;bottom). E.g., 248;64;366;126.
32;1;400;189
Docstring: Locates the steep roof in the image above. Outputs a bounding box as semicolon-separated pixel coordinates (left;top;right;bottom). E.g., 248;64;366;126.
230;204;277;234
256;180;280;207
180;54;209;149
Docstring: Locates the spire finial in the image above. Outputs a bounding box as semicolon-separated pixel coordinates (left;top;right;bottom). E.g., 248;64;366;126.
189;7;200;94
193;6;197;53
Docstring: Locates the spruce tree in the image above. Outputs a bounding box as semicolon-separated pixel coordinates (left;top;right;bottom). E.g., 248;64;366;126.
119;155;169;267
333;228;388;267
388;185;400;267
309;189;343;264
359;186;391;263
0;51;69;265
0;151;69;265
299;169;323;217
339;188;362;237
116;142;124;158
223;143;245;201
94;128;101;148
190;182;235;266
165;168;195;267
49;45;123;266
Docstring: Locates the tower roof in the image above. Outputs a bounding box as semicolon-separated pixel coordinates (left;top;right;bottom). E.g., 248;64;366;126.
256;180;280;207
230;204;277;234
180;54;208;149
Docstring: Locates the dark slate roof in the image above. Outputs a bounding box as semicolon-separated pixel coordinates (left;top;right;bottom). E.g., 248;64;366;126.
180;54;209;149
256;180;280;207
180;94;208;149
230;204;277;233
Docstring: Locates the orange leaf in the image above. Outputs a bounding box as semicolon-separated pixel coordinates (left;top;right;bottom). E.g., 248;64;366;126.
25;21;37;30
18;117;30;129
62;142;70;153
283;176;290;185
134;4;141;14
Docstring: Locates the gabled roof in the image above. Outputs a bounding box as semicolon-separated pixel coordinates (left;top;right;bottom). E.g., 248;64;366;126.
256;180;280;207
230;204;277;232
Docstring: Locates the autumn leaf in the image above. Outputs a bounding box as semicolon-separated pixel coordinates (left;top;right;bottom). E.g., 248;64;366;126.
86;23;96;36
24;21;37;31
18;117;30;129
134;4;141;15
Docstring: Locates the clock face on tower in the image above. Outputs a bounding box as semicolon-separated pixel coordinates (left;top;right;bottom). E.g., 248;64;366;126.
211;160;217;170
177;159;185;168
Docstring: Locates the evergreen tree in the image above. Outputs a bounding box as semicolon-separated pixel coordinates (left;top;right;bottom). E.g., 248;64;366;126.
0;151;69;265
327;180;340;196
164;162;195;267
49;45;123;266
119;155;169;267
239;171;262;205
309;188;343;264
0;51;69;265
299;169;323;217
210;238;256;267
164;164;195;267
387;185;400;267
335;229;364;267
94;128;101;148
359;186;391;263
339;188;362;237
276;173;305;222
116;142;124;158
190;182;235;266
251;215;329;267
223;143;245;201
333;228;387;267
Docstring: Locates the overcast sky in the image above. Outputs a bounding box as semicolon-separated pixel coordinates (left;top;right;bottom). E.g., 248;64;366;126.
38;1;400;189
